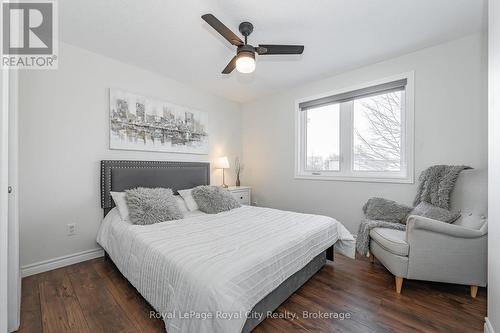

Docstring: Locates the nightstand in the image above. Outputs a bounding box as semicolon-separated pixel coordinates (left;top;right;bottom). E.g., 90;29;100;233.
227;186;251;205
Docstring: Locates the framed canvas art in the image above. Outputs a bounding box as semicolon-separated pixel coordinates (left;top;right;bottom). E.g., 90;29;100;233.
109;89;209;154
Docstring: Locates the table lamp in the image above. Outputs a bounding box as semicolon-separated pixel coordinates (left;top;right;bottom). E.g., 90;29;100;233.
214;156;230;188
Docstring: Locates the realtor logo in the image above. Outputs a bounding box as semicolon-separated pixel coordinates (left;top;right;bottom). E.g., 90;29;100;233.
1;0;58;69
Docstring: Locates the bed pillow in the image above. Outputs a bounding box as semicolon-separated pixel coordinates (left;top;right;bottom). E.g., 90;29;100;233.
362;197;413;224
409;202;460;224
110;191;130;221
177;188;199;211
175;195;189;214
125;187;183;225
192;185;241;214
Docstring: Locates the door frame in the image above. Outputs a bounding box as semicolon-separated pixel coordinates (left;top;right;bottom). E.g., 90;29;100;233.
1;67;20;332
7;68;19;332
0;66;10;333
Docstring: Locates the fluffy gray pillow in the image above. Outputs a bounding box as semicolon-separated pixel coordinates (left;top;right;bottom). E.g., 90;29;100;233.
363;197;413;224
192;185;241;214
125;187;183;225
409;202;460;224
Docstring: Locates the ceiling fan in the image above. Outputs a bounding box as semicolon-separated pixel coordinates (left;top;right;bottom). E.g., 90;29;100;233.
201;14;304;74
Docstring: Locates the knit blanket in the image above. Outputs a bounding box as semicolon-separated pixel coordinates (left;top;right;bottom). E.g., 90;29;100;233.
413;165;471;210
356;165;471;256
356;219;406;256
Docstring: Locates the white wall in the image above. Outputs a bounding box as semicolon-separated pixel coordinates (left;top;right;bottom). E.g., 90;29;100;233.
18;42;242;268
241;34;488;234
488;0;500;331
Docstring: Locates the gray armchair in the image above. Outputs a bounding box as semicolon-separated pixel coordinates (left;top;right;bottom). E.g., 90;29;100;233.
369;169;488;297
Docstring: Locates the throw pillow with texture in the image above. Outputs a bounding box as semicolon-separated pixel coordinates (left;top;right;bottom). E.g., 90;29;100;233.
409;201;460;224
125;187;183;225
192;185;241;214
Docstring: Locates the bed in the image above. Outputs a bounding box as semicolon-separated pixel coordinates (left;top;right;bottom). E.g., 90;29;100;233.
97;160;355;333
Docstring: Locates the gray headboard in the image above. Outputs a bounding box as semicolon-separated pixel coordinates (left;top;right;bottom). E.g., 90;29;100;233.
101;160;210;216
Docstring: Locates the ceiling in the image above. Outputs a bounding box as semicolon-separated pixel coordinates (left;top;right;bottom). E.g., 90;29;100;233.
60;0;486;103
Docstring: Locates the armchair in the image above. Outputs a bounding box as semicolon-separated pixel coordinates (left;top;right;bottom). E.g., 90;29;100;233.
370;170;488;297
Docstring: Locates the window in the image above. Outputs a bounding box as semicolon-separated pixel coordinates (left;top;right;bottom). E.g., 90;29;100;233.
305;104;340;171
296;74;414;183
352;91;403;172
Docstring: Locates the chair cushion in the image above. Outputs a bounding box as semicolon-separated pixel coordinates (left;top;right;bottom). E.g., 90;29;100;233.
369;228;409;256
370;241;409;278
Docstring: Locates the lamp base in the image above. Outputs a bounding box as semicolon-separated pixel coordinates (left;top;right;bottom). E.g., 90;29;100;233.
221;169;228;188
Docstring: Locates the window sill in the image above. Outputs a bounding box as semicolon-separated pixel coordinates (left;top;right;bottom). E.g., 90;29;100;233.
294;174;414;184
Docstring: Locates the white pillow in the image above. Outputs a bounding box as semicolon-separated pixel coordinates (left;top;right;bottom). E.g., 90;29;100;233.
110;191;130;221
177;188;199;211
175;195;189;214
453;212;487;230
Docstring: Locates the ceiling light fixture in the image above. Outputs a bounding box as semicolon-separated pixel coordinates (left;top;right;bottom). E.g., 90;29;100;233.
236;51;255;74
201;14;304;74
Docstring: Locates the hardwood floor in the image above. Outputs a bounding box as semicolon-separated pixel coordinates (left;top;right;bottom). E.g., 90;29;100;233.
17;255;486;333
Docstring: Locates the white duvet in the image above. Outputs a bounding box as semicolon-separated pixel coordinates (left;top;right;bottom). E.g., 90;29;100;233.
97;205;354;333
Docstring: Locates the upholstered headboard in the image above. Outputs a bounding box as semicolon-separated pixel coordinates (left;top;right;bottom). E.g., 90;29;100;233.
100;160;210;216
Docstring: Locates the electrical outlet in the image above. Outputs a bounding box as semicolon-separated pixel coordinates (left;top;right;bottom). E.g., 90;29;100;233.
67;223;76;236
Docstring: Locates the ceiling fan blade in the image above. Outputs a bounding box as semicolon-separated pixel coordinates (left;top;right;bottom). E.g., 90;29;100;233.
202;14;243;46
257;44;304;55
222;56;237;74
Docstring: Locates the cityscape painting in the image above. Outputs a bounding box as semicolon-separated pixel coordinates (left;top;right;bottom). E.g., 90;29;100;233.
109;89;209;154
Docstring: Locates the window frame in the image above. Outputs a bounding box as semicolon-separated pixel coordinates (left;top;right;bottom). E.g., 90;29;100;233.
295;72;414;183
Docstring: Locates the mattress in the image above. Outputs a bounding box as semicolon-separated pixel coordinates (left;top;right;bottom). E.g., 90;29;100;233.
97;205;354;333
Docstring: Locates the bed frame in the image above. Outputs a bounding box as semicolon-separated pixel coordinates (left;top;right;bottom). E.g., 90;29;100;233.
100;160;333;332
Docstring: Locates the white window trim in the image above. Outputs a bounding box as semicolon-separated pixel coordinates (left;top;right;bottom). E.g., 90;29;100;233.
294;71;415;184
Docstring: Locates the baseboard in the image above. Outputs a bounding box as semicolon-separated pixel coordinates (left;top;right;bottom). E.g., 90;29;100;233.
485;318;495;333
21;248;104;277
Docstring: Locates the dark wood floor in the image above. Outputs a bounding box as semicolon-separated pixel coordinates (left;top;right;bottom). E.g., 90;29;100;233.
17;254;486;333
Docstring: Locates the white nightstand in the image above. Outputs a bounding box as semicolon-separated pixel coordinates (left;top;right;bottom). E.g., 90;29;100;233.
227;186;251;205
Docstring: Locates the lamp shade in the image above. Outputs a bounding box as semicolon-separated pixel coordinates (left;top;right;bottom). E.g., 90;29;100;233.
214;156;230;169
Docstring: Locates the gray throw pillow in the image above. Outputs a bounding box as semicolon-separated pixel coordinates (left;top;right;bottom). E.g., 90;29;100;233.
192;185;241;214
363;197;413;224
125;187;183;225
409;202;460;224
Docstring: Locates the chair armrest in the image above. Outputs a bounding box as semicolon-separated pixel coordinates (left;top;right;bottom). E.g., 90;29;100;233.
406;215;486;239
405;215;488;286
